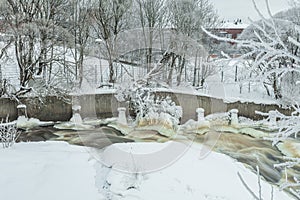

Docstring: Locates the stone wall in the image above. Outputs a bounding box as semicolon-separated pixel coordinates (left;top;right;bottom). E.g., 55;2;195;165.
0;96;72;121
0;92;292;122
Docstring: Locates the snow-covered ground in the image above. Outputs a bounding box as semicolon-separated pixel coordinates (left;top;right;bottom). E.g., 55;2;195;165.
0;37;281;105
0;141;293;200
203;60;278;105
79;57;279;105
0;142;103;200
0;37;271;100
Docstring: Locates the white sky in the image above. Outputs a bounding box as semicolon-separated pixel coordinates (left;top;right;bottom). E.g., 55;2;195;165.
211;0;291;23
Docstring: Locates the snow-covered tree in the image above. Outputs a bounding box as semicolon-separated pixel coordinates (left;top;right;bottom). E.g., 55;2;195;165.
203;1;300;197
205;1;300;139
203;2;300;100
1;0;77;96
2;0;44;92
192;55;216;87
238;18;300;99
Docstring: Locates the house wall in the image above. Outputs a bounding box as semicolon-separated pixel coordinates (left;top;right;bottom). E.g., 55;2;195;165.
216;28;244;40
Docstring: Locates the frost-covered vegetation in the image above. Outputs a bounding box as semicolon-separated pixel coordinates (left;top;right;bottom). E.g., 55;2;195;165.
203;0;300;197
115;71;182;130
0;0;218;100
2;0;300;199
0;120;18;148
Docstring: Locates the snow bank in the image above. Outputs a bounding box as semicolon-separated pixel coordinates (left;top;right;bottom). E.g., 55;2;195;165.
95;142;293;200
0;142;103;200
0;141;293;200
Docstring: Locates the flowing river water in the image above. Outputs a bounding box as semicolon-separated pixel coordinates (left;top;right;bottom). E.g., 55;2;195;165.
18;123;300;199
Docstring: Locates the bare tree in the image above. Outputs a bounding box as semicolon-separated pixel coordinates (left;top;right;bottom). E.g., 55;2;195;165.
0;33;14;97
3;0;41;92
35;0;68;77
69;0;93;88
1;0;72;95
92;0;131;83
167;0;218;86
135;0;167;72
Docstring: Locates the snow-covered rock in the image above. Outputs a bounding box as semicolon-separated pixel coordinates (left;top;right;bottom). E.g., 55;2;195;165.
277;140;300;158
179;119;210;135
17;116;54;129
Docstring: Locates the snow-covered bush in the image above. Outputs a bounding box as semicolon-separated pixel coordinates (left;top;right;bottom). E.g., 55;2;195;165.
256;106;300;145
0;121;19;148
275;107;300;142
115;80;182;128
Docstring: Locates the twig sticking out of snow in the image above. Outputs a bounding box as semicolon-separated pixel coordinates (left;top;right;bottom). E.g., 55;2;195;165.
237;170;261;200
275;158;300;198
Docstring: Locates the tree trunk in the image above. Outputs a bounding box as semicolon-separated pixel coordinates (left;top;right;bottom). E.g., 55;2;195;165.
273;76;282;99
235;65;238;82
200;78;205;87
38;31;47;76
263;82;271;96
193;54;198;86
108;60;114;83
78;47;84;88
176;55;186;86
147;29;154;73
167;54;177;86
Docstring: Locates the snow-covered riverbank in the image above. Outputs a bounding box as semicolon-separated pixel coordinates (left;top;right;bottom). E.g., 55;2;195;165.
0;141;293;200
0;142;103;200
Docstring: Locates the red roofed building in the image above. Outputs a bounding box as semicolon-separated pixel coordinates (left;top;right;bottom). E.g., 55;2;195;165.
209;19;249;59
216;19;249;40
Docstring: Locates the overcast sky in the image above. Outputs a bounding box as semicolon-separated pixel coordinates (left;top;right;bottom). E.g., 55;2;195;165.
211;0;291;23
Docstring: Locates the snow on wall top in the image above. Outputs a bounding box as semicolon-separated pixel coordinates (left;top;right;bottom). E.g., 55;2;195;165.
216;22;249;30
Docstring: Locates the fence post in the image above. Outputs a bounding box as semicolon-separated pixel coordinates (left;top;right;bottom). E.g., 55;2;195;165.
117;107;127;125
196;108;205;122
229;109;239;126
